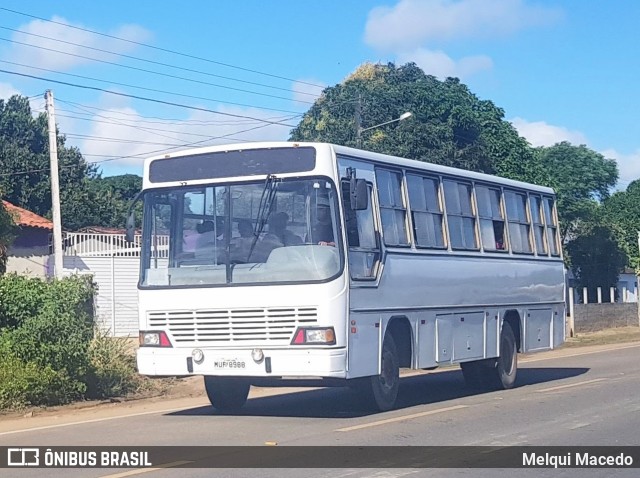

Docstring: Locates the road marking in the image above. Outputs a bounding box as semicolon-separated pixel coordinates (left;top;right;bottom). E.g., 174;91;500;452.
570;422;591;430
536;378;607;393
335;404;468;432
98;461;192;478
0;404;207;437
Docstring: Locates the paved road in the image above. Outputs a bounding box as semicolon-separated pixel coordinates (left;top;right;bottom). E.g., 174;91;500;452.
1;342;639;478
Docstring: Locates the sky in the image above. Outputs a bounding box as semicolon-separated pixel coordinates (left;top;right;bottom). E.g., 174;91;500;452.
0;0;638;190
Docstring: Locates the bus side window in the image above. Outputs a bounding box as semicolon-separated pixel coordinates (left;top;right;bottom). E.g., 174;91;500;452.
342;181;379;280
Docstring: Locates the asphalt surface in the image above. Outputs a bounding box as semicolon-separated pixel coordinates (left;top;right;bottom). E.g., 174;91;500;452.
1;341;639;478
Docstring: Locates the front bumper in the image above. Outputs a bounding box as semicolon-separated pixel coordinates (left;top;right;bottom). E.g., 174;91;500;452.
137;346;347;378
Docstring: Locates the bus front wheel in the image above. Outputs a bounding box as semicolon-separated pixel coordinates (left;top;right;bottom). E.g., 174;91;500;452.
204;377;250;412
357;333;400;411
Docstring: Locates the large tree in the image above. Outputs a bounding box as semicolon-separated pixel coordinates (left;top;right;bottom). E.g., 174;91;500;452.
601;179;640;269
0;95;141;230
531;142;618;243
566;221;628;302
290;62;540;179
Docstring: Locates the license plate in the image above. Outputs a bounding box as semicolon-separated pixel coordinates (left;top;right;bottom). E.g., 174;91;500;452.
212;359;246;369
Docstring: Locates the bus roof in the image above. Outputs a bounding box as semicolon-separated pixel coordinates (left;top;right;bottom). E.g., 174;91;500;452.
144;141;556;195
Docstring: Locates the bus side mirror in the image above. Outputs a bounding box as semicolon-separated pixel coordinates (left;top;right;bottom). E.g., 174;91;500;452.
125;212;136;244
350;178;369;210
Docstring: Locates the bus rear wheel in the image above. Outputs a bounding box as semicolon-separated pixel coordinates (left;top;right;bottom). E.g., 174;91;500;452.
204;377;250;411
461;322;518;390
489;321;518;389
356;333;400;411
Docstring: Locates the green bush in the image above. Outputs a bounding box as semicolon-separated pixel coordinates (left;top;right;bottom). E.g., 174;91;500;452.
86;329;142;399
0;274;97;408
0;274;152;410
0;273;94;329
0;352;78;409
7;310;92;397
0;274;47;329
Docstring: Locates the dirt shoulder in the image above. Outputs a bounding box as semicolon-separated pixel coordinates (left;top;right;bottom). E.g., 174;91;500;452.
1;326;639;423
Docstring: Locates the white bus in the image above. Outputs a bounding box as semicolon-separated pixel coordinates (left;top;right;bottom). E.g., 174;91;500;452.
128;142;565;412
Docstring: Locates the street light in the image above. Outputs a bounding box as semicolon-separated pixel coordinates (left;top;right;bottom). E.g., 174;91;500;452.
356;112;413;148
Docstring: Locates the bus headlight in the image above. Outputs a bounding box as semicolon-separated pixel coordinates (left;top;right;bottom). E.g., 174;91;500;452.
139;331;172;347
291;327;336;345
192;349;205;364
251;348;264;363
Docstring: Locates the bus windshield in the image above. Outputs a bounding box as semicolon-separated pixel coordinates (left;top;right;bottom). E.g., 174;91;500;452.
141;177;342;287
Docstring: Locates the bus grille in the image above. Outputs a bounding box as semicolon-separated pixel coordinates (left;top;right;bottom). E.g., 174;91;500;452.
147;307;318;345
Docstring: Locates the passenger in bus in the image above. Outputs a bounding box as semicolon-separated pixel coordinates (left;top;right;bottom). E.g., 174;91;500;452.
310;197;335;246
195;217;224;260
493;222;506;250
229;219;254;262
265;212;302;246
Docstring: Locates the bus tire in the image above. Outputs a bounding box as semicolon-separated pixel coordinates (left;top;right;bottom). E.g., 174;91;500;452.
490;321;518;389
204;377;250;411
358;333;400;411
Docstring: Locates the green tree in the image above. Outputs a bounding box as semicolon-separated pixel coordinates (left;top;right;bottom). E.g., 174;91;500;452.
0;95;98;229
566;222;627;302
0;95;142;231
531;142;618;243
290;62;539;177
601;180;640;269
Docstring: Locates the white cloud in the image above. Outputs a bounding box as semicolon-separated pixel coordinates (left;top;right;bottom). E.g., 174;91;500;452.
77;102;295;173
365;0;562;52
0;82;20;99
601;148;640;191
397;48;492;79
510;117;587;147
291;79;326;104
4;16;152;70
510;118;640;190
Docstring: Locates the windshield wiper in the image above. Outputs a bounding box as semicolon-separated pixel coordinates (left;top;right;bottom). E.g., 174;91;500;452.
247;174;278;262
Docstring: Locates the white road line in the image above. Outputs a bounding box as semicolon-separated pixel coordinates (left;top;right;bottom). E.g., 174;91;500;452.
536;378;607;393
335;405;468;432
0;404;205;437
98;461;192;478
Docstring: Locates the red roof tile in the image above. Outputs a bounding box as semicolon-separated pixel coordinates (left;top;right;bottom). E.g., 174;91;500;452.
2;200;53;230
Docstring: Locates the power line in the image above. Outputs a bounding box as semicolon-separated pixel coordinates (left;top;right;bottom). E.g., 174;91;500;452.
0;116;300;178
0;69;300;127
0;25;322;99
0;60;303;115
0;38;314;105
0;7;326;90
55;98;296;125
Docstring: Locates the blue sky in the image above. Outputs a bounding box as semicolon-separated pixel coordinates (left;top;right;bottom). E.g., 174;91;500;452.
0;0;638;189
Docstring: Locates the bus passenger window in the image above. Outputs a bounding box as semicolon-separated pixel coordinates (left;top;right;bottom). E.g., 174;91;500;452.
476;185;506;252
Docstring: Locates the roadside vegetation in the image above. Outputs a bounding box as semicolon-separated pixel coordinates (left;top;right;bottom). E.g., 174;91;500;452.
0;274;151;411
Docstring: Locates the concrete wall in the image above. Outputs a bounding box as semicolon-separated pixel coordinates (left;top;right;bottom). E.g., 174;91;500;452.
6;247;50;277
573;303;639;333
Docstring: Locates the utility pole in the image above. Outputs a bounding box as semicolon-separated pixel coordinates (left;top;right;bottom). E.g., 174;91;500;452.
45;90;63;279
637;231;640;325
355;93;362;149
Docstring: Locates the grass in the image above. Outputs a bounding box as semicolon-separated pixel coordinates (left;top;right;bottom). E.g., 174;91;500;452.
562;326;640;347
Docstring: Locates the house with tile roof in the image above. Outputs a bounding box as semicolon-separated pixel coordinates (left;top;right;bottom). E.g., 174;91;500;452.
3;200;53;277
